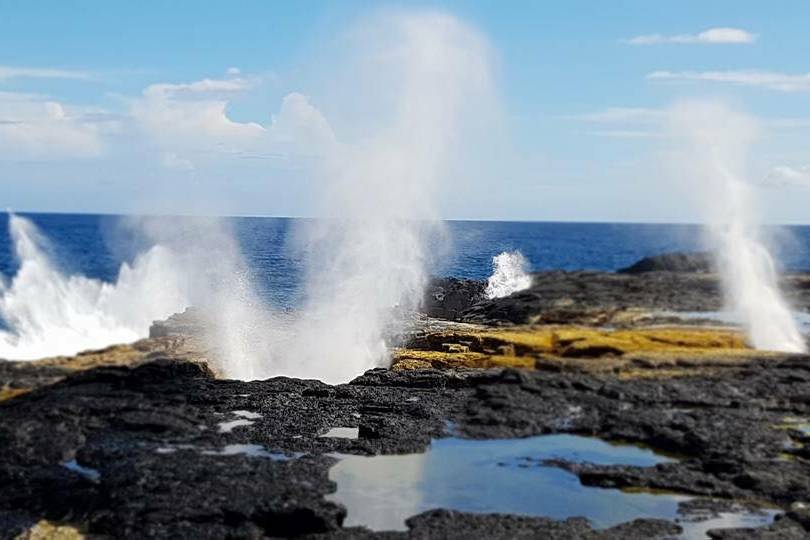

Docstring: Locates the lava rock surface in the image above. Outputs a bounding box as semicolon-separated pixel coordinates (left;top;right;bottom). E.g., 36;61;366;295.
617;251;713;274
2;354;810;538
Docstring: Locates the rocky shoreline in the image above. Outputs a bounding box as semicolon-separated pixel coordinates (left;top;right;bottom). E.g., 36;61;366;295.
2;258;810;539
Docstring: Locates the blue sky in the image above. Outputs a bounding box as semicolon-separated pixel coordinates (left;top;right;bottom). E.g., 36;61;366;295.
1;1;809;222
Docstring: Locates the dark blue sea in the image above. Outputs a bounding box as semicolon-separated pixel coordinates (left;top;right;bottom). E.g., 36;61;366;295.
3;213;810;308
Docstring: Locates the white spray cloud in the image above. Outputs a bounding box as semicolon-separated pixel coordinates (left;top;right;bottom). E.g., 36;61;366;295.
666;101;805;353
276;10;498;383
0;10;501;385
485;251;532;299
0;214;189;360
120;215;288;380
145;10;499;384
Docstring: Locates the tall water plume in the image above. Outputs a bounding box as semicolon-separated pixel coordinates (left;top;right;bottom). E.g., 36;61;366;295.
667;101;805;352
0;10;501;383
282;10;499;383
121;215;288;379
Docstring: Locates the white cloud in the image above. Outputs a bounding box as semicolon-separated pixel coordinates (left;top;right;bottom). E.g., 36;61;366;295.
161;152;194;171
575;103;810;142
763;165;810;188
143;77;253;99
0;68;338;168
625;27;757;45
590;129;663;139
648;70;810;92
0;92;105;159
269;92;336;150
575;107;664;123
573;107;666;139
131;74;337;169
132;77;265;150
0;65;92;81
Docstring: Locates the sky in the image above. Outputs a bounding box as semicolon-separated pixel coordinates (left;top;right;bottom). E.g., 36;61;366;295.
0;0;809;222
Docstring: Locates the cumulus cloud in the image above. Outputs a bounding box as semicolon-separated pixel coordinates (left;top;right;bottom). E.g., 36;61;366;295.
131;77;265;151
0;92;106;159
268;92;336;150
625;27;757;45
648;70;810;92
0;65;92;81
763;165;810;188
0;67;337;168
130;74;336;168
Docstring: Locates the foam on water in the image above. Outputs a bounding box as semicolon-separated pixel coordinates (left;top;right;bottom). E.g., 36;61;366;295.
0;213;189;360
485;250;532;299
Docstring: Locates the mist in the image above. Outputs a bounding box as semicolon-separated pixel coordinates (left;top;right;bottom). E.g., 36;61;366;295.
279;10;498;382
667;101;805;353
0;10;502;382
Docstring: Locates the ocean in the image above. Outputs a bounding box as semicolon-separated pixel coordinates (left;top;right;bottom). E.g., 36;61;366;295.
3;213;810;307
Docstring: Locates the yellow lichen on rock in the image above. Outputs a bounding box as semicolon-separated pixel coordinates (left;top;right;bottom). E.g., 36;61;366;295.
391;349;535;370
15;521;84;540
549;326;747;357
410;325;748;357
393;324;763;374
0;385;30;402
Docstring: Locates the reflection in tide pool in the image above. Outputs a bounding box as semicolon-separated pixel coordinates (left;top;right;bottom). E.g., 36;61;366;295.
327;435;777;536
664;310;810;336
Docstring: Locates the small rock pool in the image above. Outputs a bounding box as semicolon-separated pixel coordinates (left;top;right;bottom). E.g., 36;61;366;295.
327;434;777;536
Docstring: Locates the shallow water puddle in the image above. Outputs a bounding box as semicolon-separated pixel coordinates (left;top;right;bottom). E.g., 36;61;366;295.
677;510;780;539
217;410;262;433
327;434;777;535
156;443;299;460
320;427;359;439
232;410;262;420
662;310;810;334
62;459;101;482
218;419;253;433
202;444;297;460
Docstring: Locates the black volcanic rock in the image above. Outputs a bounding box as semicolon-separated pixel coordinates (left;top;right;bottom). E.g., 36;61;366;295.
461;271;724;325
457;266;810;326
2;356;810;537
149;307;206;338
423;277;487;320
617;251;713;274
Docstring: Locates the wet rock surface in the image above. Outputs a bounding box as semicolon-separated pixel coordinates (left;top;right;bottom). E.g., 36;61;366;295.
461;270;810;326
422;277;488;321
617;252;714;274
1;352;810;538
4;261;810;538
